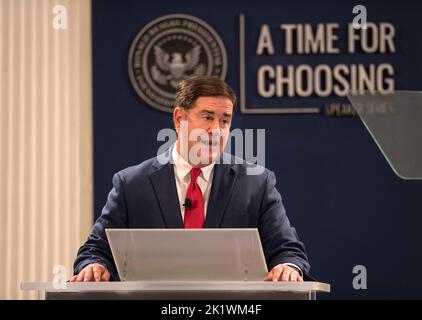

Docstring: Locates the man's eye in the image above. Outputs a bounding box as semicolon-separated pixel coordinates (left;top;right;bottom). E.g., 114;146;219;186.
204;116;213;121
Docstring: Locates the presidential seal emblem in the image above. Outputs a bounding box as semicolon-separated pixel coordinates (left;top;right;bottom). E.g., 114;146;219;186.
128;14;228;112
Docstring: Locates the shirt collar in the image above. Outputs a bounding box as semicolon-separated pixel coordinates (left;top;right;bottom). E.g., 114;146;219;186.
171;143;215;182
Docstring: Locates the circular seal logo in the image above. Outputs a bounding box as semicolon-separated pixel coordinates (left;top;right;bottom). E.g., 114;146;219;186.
128;14;228;112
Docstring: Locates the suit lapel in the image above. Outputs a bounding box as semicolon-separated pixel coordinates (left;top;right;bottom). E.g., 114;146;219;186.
204;163;238;228
149;156;183;228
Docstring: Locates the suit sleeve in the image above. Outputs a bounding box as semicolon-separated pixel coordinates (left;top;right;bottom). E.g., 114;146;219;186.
258;171;311;276
73;173;128;280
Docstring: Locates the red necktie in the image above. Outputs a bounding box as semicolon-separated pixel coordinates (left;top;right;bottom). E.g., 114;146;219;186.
184;168;204;228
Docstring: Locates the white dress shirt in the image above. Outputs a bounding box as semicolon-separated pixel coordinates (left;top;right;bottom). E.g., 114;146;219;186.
171;144;215;221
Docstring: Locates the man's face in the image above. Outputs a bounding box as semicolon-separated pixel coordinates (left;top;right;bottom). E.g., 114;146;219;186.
174;96;233;167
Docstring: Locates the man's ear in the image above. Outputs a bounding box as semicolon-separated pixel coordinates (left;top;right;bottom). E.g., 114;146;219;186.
173;106;183;132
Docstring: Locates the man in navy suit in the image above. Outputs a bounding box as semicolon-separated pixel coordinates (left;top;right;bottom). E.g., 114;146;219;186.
71;76;310;282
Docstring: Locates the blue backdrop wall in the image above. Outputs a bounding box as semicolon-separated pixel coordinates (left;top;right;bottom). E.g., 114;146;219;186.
92;0;422;299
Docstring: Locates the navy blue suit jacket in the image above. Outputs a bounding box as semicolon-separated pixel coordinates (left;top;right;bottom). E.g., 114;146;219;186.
73;150;310;280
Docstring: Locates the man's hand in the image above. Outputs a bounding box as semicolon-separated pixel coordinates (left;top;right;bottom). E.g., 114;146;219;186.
264;264;303;282
70;263;110;282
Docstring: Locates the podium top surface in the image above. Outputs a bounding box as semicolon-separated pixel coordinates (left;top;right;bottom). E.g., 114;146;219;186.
21;281;330;293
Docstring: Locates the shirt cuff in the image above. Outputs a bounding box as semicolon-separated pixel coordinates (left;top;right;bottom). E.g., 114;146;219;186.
282;263;303;277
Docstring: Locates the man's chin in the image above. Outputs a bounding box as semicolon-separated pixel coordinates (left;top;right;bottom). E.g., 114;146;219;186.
193;152;220;166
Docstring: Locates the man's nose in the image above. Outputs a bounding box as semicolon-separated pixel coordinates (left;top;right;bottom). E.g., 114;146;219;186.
207;119;221;132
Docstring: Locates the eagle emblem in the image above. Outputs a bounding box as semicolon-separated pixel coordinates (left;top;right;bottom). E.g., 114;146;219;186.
129;14;227;112
151;45;206;88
